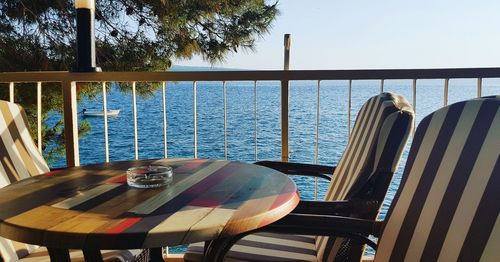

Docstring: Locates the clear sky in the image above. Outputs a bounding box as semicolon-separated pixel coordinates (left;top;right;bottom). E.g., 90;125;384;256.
174;0;500;70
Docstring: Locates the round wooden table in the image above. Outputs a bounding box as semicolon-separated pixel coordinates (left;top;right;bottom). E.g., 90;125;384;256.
0;159;299;261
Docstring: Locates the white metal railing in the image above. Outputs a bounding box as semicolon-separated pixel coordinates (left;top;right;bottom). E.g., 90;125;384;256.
253;80;258;161
162;82;168;158
315;80;320;197
102;82;109;162
37;82;42;152
1;68;500;169
132;82;139;160
193;81;197;158
223;81;228;160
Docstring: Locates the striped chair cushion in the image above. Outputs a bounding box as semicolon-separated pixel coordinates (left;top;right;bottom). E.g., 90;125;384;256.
0;100;49;261
184;93;414;261
0;100;49;185
316;93;414;261
0;238;142;262
0;239;38;262
17;247;141;262
375;96;499;261
185;233;317;262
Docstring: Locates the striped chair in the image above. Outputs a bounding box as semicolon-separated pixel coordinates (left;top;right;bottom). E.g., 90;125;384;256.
373;96;499;261
231;96;498;262
185;92;415;261
0;100;141;261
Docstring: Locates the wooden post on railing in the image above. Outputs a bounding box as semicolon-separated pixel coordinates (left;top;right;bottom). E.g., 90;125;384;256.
283;34;291;71
281;34;291;162
62;81;80;167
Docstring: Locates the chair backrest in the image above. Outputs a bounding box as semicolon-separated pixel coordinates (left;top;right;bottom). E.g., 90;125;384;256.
0;100;49;261
375;96;499;261
0;100;49;185
316;93;414;261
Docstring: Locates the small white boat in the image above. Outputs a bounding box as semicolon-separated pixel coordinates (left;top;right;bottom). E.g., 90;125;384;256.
82;109;120;117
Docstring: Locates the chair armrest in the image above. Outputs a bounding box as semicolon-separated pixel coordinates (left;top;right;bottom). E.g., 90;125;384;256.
207;214;382;261
292;200;353;215
255;161;335;181
268;213;382;239
293;199;380;217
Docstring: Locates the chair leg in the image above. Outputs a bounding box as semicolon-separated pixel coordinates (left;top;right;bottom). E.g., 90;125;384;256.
204;238;233;262
47;248;71;262
83;247;104;262
149;247;164;262
203;241;210;254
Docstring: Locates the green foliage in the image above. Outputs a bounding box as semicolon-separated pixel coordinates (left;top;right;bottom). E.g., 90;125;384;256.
0;0;278;71
0;0;278;164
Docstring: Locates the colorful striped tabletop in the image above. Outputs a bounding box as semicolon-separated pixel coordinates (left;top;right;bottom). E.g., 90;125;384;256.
0;159;299;250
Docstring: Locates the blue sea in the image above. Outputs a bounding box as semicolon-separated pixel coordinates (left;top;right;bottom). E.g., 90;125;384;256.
49;78;499;254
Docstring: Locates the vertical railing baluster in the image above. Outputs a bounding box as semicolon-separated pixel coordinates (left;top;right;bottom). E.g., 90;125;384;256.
477;78;482;97
412;79;417;113
223;81;228;160
347;80;352;140
37;82;42;153
162;81;168;158
412;79;417;108
444;78;449;106
193;81;197;158
380;79;385;93
281;80;289;162
9;82;14;102
132;82;139;160
102;82;109;162
412;79;417;135
254;81;258;161
315;80;321;200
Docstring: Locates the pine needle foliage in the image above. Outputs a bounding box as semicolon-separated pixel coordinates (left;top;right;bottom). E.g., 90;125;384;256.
0;0;278;163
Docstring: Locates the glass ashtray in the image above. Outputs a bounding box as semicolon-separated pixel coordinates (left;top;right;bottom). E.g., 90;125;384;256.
127;165;173;188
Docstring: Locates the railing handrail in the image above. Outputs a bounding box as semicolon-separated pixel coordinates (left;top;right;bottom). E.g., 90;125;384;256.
2;67;499;168
2;67;500;82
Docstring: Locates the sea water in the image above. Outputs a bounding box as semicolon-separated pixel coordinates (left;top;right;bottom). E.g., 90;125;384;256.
49;78;499;254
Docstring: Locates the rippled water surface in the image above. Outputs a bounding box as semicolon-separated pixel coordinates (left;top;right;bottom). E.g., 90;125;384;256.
49;79;499;254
